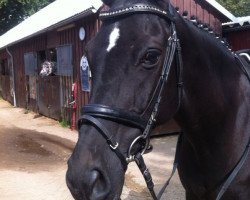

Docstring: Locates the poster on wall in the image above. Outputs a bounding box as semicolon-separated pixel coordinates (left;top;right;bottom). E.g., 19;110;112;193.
80;55;91;92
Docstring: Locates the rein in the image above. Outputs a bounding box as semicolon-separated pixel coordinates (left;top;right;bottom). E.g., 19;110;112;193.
78;3;250;200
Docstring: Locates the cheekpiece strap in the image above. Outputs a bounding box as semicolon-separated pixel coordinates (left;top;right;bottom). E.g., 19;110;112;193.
99;4;174;21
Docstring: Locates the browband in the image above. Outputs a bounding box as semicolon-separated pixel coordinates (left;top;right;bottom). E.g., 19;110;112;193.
99;4;174;21
80;104;147;130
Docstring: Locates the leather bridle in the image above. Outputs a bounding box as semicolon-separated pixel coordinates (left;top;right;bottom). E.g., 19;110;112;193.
78;4;183;199
78;3;182;166
78;3;250;200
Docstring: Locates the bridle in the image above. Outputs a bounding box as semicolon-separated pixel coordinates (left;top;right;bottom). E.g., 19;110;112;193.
78;3;250;200
78;3;182;164
78;3;182;199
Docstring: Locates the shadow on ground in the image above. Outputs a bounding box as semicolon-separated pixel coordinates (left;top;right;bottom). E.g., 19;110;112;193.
0;126;75;172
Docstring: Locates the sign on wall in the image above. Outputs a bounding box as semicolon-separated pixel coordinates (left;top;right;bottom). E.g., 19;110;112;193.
80;55;90;92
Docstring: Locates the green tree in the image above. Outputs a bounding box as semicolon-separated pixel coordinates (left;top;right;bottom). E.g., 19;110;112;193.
0;0;55;36
217;0;250;17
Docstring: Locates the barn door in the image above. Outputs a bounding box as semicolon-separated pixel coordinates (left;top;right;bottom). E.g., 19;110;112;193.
24;52;38;110
56;44;73;123
0;58;11;103
38;76;61;120
36;49;61;120
36;44;73;121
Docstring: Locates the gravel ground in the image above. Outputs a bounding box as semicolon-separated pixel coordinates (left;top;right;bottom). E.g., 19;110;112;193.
0;99;185;200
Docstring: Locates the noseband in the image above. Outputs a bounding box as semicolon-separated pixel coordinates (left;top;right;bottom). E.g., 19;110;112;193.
78;3;183;199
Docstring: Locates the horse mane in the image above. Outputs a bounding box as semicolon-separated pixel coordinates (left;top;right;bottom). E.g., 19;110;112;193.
179;10;233;54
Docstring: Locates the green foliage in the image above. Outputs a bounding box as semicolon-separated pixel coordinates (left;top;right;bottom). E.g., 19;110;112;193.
0;0;55;36
21;0;55;16
217;0;250;17
59;119;70;128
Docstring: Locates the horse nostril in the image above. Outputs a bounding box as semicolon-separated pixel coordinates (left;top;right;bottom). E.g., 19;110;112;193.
89;169;110;200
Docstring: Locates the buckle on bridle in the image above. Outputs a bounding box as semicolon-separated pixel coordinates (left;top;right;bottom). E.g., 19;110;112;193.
109;142;119;150
126;135;149;163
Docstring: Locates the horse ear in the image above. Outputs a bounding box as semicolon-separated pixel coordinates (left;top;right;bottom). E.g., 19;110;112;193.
155;0;175;17
102;0;115;6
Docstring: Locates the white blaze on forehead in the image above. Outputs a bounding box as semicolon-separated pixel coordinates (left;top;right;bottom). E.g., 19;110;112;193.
107;24;120;52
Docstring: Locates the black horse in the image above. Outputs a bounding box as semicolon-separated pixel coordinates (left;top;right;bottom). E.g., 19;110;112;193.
66;0;250;199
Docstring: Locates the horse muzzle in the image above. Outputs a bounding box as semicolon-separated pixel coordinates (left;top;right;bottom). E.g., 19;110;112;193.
66;158;112;200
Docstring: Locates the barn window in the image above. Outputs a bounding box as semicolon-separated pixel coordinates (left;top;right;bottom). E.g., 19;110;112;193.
56;44;73;76
48;48;57;62
24;52;37;75
37;49;57;75
37;50;46;72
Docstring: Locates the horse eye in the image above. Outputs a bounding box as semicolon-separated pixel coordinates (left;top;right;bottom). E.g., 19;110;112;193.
140;49;161;68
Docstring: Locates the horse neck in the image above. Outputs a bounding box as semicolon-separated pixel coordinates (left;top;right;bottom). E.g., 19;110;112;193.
171;17;250;186
174;16;249;155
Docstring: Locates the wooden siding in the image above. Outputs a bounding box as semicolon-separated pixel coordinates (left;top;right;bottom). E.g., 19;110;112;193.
9;35;47;108
170;0;224;34
56;15;100;122
0;14;99;126
223;28;250;51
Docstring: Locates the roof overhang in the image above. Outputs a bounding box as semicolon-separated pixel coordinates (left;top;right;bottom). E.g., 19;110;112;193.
0;0;103;50
205;0;236;22
223;16;250;32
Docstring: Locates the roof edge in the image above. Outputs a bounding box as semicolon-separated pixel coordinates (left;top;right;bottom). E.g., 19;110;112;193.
223;24;250;33
205;0;236;22
223;16;250;26
0;8;97;50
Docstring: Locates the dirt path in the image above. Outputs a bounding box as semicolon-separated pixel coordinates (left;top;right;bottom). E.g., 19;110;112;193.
0;99;185;199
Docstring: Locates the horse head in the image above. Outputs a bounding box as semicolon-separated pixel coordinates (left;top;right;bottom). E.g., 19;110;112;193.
66;0;182;199
39;61;57;77
66;0;250;199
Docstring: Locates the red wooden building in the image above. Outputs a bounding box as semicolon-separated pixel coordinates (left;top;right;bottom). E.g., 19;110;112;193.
0;0;234;129
223;17;250;51
0;0;102;128
170;0;235;33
